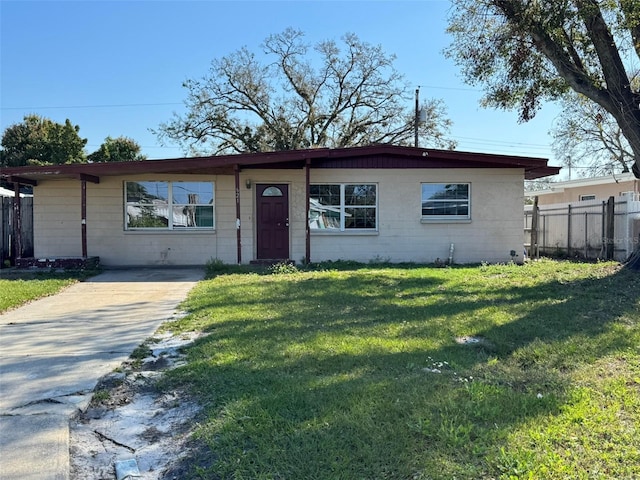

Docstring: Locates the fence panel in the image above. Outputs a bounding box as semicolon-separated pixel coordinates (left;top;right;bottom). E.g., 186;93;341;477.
622;194;640;257
1;196;34;265
526;197;634;261
1;198;9;264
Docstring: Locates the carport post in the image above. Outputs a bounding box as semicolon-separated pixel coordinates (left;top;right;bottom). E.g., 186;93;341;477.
78;174;99;258
235;164;242;264
81;180;87;257
305;158;311;264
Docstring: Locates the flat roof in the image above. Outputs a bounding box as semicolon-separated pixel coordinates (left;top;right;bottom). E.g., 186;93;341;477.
1;145;560;185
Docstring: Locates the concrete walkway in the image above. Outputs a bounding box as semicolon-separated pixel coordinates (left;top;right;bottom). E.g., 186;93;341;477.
0;268;204;480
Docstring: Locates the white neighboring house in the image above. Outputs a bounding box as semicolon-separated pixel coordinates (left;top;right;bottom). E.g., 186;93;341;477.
0;186;32;198
1;145;559;267
527;172;639;205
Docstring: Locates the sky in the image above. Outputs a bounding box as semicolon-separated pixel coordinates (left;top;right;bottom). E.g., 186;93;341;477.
1;0;564;176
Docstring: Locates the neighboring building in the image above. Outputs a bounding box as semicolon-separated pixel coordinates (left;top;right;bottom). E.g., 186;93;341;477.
529;172;639;205
525;173;640;262
0;186;32;198
1;145;559;267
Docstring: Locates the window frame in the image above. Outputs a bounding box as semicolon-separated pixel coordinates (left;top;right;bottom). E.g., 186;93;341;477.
309;183;378;232
124;180;215;231
420;182;471;222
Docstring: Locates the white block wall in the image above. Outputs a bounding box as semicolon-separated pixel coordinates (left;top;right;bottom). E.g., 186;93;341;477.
32;167;525;266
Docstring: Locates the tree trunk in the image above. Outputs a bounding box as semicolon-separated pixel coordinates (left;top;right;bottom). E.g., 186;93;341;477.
626;244;640;270
494;0;640;179
608;103;640;179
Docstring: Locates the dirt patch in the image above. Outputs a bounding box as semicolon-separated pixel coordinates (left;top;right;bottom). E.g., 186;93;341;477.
455;335;495;348
69;332;205;479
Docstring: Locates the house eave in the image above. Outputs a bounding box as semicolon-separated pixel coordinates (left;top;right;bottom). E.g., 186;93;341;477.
0;145;560;183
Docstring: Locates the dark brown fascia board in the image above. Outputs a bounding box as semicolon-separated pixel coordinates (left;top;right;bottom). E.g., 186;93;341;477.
7;175;38;186
0;148;354;181
0;145;557;181
78;173;100;184
525;165;562;180
424;148;560;179
426;149;548;167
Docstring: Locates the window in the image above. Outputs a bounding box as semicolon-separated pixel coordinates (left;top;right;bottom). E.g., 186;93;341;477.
309;184;377;231
421;183;470;220
125;181;214;230
262;186;283;197
579;194;596;201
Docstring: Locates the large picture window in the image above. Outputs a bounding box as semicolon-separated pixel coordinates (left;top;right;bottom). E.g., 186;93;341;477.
309;184;377;231
421;183;470;220
125;181;214;230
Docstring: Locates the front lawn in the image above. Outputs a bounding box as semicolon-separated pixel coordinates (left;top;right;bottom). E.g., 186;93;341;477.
0;270;97;313
164;260;640;479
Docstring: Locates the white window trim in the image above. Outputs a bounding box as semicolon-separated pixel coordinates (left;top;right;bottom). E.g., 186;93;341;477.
124;181;215;231
420;182;471;223
309;183;378;233
420;217;472;224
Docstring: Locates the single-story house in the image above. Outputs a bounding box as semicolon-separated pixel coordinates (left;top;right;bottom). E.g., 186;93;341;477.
1;145;559;267
528;172;639;205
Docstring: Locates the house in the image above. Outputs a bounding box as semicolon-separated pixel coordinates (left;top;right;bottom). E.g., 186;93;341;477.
0;145;559;267
529;172;639;205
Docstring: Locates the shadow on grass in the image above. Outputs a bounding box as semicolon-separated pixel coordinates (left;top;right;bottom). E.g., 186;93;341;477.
165;263;640;479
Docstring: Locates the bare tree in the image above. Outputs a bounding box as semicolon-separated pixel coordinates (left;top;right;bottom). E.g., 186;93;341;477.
552;90;635;177
156;28;455;155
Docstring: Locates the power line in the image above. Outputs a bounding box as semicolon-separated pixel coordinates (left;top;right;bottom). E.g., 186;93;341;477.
0;102;182;110
417;84;481;93
451;135;551;149
83;143;182;150
1;84;482;111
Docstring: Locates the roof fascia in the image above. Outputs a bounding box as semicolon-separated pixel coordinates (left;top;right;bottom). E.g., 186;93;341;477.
548;172;637;189
7;175;38;186
78;173;100;184
527;172;640;194
0;146;558;181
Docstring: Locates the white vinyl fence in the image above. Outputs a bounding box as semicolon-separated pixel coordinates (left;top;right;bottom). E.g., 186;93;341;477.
525;192;640;262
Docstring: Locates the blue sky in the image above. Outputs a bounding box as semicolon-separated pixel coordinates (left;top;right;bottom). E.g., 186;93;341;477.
1;0;562;172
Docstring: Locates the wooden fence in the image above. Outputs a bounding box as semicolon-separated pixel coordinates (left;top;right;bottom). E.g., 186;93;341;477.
1;196;34;265
525;192;640;262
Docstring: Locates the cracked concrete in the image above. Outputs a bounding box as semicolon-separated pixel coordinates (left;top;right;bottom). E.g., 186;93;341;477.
69;332;204;479
0;268;204;480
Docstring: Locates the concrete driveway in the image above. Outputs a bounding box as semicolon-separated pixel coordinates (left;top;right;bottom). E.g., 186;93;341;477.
0;268;204;480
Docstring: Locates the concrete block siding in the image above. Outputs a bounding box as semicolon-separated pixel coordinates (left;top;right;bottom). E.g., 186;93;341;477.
32;168;524;266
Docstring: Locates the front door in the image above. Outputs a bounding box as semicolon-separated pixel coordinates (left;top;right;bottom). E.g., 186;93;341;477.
256;184;289;260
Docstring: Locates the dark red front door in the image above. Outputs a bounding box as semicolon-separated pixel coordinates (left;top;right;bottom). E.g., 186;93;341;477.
256;184;289;260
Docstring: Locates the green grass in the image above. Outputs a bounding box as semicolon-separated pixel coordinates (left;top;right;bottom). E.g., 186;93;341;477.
163;259;640;479
0;270;97;312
